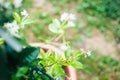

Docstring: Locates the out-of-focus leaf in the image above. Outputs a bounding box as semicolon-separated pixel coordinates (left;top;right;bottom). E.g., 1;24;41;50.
51;64;65;77
64;51;70;59
22;19;34;25
71;60;83;69
13;12;21;24
40;49;46;59
48;24;58;33
0;38;4;44
15;67;28;77
48;19;60;33
0;45;11;80
16;38;29;47
74;50;82;57
19;47;40;65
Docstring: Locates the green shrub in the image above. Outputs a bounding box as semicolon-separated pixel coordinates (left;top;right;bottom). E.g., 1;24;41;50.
77;0;120;21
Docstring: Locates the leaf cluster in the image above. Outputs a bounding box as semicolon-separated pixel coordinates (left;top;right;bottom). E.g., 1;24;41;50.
39;47;83;79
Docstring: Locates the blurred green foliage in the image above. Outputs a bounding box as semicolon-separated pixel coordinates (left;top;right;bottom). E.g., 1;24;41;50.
75;0;120;42
30;11;53;42
48;0;71;6
0;24;53;80
78;53;120;80
76;0;120;20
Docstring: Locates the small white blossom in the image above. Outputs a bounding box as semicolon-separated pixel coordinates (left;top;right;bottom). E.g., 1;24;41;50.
60;12;76;22
80;48;91;57
21;10;28;17
60;45;68;51
4;21;20;38
69;13;76;21
14;0;22;8
60;12;69;22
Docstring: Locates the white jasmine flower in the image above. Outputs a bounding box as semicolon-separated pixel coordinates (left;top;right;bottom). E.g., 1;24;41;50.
14;0;22;8
69;13;76;21
80;48;91;57
60;12;69;22
21;10;28;17
4;21;20;38
60;12;76;22
60;45;68;51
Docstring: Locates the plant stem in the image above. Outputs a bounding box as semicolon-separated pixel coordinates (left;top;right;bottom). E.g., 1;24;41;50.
54;33;63;42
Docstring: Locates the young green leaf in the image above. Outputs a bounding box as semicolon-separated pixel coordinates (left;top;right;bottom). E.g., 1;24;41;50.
64;51;71;59
48;19;60;33
51;64;65;77
40;49;46;59
49;23;58;33
74;50;82;57
13;12;21;24
0;38;4;44
53;19;60;28
71;60;83;69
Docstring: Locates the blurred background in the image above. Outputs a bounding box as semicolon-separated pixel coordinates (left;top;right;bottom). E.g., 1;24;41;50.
1;0;120;80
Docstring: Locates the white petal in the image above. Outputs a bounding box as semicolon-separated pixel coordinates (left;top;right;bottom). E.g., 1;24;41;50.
60;12;69;21
4;21;20;38
60;45;68;51
21;10;28;16
69;14;76;21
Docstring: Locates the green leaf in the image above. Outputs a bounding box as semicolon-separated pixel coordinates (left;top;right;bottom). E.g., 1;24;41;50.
48;24;58;33
16;38;29;47
64;51;70;59
15;67;28;77
22;19;34;25
51;64;65;77
52;52;62;61
40;49;46;59
0;38;4;44
13;12;21;24
74;50;82;57
71;60;83;69
53;19;60;28
19;47;40;65
48;19;60;33
21;19;34;29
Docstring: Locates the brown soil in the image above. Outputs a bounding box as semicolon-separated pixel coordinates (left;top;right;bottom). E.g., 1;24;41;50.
77;29;119;60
